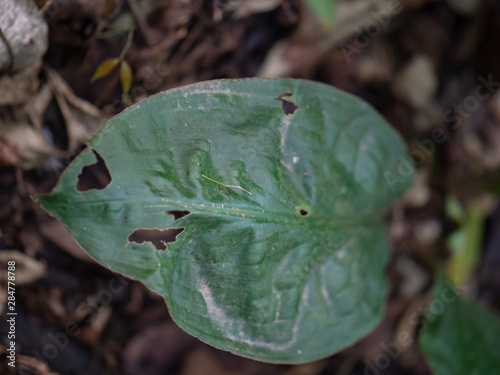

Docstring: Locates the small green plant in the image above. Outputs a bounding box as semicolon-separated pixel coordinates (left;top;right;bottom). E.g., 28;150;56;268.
35;79;500;369
90;29;134;103
445;196;484;286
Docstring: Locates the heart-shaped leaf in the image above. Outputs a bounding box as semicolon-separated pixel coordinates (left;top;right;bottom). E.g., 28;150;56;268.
36;79;411;363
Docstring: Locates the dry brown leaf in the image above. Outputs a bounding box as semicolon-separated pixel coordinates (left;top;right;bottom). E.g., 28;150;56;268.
0;250;47;285
39;219;97;264
446;0;480;15
0;122;54;169
180;348;226;375
227;0;282;19
0;138;19;167
77;305;113;345
391;54;438;109
284;360;329;375
0;60;42;105
25;83;55;130
45;67;108;151
258;0;397;77
124;322;195;375
16;352;61;375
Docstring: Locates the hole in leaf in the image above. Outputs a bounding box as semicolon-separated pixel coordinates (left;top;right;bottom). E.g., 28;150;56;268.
167;210;190;220
128;228;184;251
276;92;293;99
299;209;309;217
76;149;112;192
274;92;298;116
280;100;298;115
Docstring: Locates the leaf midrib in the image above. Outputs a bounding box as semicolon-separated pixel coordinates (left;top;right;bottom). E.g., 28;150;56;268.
47;196;380;228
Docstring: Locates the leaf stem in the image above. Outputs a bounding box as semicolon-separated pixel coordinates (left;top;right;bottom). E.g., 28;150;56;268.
119;29;134;61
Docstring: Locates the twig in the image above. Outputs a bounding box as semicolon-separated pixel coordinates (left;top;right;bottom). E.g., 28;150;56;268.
39;0;54;14
125;0;154;46
119;29;135;60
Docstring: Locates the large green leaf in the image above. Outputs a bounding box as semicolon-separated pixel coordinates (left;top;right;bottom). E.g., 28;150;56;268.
37;79;411;363
420;276;500;375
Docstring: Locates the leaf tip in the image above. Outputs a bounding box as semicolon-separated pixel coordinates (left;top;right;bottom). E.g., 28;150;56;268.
90;58;120;84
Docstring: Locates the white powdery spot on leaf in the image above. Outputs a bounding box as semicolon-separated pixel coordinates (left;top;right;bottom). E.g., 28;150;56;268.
279;116;291;149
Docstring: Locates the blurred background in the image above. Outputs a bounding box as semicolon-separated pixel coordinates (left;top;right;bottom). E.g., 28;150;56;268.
1;0;500;374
